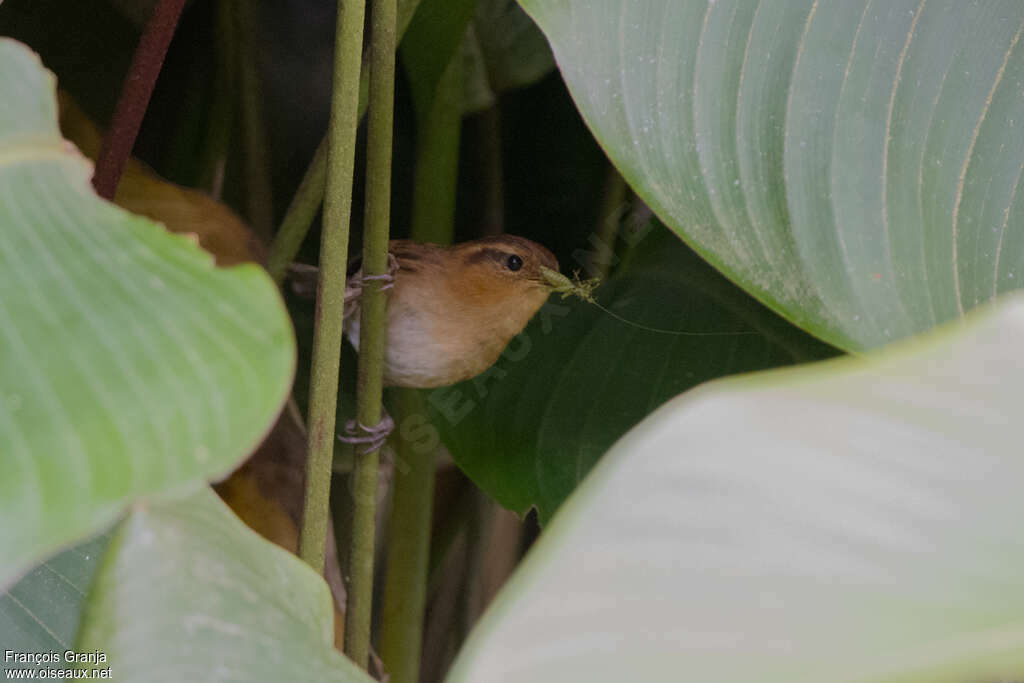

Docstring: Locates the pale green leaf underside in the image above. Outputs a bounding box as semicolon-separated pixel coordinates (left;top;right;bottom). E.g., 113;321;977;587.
519;0;1024;351
0;40;295;588
448;293;1024;683
75;488;372;682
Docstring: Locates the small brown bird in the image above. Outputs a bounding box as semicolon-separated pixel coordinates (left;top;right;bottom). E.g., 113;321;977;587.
342;235;559;388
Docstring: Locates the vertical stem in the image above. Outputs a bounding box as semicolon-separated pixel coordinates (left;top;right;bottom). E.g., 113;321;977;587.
593;164;628;279
93;0;187;199
234;0;275;238
378;49;462;683
263;73;365;281
456;491;487;639
199;0;238;199
479;505;524;606
344;0;398;668
298;0;366;574
262;0;426;280
273;0;426;462
405;57;464;243
378;391;438;683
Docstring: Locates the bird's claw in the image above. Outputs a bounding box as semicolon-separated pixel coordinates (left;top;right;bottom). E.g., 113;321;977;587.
337;413;395;454
359;253;400;291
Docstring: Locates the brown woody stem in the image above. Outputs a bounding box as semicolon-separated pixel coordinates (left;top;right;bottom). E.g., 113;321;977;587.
93;0;187;199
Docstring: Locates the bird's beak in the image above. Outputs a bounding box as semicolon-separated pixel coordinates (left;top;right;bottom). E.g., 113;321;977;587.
539;266;600;303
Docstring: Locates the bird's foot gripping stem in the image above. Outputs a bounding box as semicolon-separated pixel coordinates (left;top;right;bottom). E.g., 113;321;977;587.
359;253;400;291
337;413;395;454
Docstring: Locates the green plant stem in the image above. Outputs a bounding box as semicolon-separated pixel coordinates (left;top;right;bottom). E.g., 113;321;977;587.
233;0;274;239
594;164;628;279
344;0;398;668
199;0;238;199
377;49;462;683
378;391;437;683
407;56;464;242
264;0;424;283
266;138;327;284
297;0;366;574
262;49;371;284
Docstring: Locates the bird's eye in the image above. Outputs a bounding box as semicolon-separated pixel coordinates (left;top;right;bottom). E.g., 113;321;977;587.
506;254;524;271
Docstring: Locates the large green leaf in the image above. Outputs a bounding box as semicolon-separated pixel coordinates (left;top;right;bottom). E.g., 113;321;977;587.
0;40;295;588
0;534;108;675
429;227;835;522
75;488;372;682
448;293;1024;683
518;0;1024;351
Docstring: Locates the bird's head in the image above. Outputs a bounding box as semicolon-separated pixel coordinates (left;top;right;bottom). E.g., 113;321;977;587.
379;235;561;384
446;235;559;313
454;235;557;287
